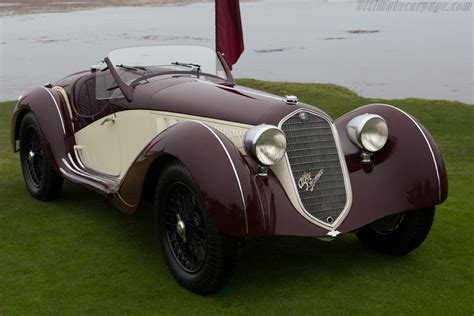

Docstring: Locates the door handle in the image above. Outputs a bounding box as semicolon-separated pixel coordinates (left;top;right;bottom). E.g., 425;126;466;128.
101;115;116;126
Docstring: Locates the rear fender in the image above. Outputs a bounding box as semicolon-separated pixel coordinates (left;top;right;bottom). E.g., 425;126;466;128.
11;87;74;172
119;121;254;237
335;103;448;232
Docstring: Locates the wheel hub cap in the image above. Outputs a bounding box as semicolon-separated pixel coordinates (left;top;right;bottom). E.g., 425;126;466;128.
165;183;208;273
28;150;35;162
176;214;187;243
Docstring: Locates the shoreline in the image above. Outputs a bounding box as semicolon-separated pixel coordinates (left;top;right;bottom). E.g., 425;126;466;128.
0;0;211;16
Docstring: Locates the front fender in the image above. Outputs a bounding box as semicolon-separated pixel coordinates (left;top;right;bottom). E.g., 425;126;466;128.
119;121;254;237
335;103;448;232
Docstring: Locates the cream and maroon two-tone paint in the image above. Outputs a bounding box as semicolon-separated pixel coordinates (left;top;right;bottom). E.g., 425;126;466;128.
11;44;447;295
11;66;447;238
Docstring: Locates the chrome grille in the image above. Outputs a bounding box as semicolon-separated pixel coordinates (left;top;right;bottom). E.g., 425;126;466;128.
280;111;348;225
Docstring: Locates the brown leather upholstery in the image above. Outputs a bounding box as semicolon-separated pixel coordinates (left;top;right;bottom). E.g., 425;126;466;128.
71;73;120;131
74;74;107;117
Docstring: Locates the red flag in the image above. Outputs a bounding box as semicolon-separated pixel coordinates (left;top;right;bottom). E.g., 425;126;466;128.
216;0;244;69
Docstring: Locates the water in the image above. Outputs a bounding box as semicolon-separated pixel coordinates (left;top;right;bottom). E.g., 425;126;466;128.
1;0;472;103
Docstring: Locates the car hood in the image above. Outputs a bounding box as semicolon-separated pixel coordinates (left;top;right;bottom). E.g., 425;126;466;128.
131;77;329;126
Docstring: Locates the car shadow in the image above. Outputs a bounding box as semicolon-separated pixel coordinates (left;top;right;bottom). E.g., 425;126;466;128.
57;182;418;298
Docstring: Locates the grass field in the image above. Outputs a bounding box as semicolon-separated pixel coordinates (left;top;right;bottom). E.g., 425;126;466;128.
0;80;473;314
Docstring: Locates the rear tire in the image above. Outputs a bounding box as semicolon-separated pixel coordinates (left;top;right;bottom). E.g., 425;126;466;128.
154;162;238;295
356;208;435;256
19;113;63;201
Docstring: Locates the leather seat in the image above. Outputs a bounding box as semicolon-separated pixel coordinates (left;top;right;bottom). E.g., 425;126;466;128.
74;74;103;117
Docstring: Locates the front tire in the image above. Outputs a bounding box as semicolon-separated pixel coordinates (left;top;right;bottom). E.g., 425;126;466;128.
356;208;435;256
154;162;238;295
19;113;63;201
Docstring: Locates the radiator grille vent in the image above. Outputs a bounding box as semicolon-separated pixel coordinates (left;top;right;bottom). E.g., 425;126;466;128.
280;111;348;225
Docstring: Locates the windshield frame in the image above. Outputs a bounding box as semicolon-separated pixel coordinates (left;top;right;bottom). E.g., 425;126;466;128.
102;45;234;101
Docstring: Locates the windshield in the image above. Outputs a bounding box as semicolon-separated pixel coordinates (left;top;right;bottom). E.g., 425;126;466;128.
106;45;228;85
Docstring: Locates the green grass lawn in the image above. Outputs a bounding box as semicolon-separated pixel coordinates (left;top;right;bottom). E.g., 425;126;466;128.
1;80;473;315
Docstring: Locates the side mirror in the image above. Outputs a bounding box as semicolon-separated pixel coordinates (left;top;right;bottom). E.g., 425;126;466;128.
91;60;106;73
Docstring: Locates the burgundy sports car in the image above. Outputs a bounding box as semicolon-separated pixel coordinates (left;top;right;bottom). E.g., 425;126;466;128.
11;45;447;294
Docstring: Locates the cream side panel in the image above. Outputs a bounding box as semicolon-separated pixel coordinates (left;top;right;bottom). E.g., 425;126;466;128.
149;111;252;151
75;114;122;176
74;109;304;216
90;110;255;177
116;110;155;176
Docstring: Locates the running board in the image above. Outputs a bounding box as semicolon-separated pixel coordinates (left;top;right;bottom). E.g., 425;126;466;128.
72;147;121;183
60;167;113;194
60;151;121;193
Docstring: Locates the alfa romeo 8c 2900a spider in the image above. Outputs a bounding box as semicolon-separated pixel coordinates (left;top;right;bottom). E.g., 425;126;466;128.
11;45;448;294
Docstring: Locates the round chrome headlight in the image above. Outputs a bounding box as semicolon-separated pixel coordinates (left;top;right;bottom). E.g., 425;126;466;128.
244;125;287;166
346;114;388;152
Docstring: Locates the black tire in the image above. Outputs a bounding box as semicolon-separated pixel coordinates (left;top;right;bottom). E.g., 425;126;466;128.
19;113;63;201
154;162;238;295
356;208;435;256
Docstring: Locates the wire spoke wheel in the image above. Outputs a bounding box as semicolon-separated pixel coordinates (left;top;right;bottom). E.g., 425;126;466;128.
23;126;44;187
164;182;208;273
156;162;238;294
19;113;63;201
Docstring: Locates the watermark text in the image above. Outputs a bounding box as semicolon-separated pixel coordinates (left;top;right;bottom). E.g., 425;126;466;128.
356;0;472;12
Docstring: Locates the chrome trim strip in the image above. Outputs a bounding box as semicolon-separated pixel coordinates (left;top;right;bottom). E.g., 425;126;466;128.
62;158;118;189
381;104;442;200
42;87;66;134
196;79;284;102
67;153;120;185
60;167;111;193
73;148;87;170
52;86;74;129
62;158;105;183
69;152;120;184
192;120;249;234
117;193;135;208
67;153;83;173
278;109;353;231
